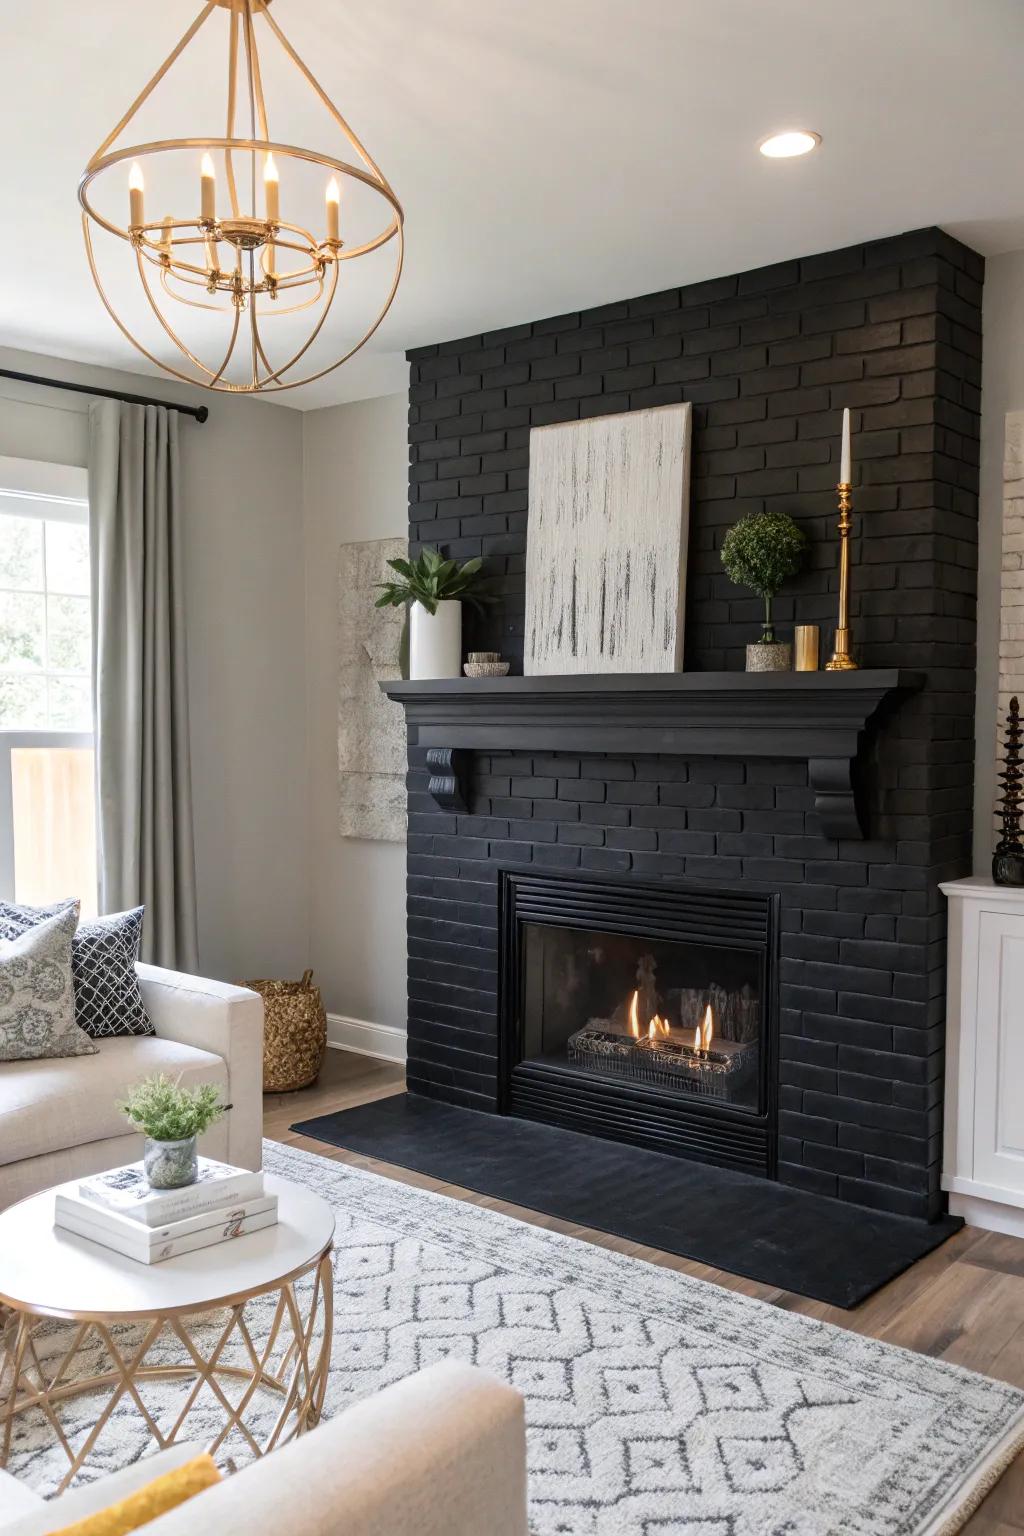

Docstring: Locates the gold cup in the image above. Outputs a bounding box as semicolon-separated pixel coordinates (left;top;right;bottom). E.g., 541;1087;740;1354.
794;625;820;672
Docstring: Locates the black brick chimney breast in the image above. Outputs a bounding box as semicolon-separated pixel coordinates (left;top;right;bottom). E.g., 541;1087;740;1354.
402;228;982;1222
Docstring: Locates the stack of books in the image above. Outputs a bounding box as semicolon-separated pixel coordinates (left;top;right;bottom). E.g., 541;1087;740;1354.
54;1158;276;1265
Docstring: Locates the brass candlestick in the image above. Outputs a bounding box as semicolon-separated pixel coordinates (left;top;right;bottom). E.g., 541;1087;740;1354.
825;481;858;671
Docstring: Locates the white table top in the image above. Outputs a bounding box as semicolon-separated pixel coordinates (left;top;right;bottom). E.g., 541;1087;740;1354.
0;1173;335;1319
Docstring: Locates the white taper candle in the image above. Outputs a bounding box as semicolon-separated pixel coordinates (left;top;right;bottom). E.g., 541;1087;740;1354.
840;407;852;484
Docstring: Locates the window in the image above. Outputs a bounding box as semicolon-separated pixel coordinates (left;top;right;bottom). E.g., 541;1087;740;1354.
0;456;97;914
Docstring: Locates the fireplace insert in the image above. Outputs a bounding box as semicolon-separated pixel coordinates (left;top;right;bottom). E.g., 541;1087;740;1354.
498;869;779;1176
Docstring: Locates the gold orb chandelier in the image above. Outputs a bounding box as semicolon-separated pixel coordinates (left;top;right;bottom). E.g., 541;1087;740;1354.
79;0;403;394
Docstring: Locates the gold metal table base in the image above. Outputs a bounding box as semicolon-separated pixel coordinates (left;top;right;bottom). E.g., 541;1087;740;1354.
0;1249;333;1494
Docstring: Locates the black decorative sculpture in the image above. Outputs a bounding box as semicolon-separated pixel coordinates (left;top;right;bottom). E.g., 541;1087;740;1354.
993;695;1024;886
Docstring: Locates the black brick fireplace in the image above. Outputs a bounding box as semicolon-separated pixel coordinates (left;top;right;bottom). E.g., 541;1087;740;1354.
389;226;983;1224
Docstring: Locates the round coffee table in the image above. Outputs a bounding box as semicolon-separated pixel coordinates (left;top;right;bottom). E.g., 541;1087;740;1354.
0;1173;335;1491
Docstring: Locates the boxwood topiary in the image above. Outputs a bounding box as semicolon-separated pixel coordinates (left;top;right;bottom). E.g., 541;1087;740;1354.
720;510;807;644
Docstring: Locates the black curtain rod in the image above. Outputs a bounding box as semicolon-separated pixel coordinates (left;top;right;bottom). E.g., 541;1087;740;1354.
0;368;209;424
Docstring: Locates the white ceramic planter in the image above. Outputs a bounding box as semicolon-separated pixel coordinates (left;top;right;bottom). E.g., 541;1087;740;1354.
409;600;462;679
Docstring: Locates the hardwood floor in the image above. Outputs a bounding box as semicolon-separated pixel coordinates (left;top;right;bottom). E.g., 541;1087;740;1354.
266;1049;1024;1533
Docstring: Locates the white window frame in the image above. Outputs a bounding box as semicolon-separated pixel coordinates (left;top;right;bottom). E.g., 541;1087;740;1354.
0;455;92;903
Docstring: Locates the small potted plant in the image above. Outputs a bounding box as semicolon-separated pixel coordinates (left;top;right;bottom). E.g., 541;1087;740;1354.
120;1074;227;1189
375;548;491;679
720;510;808;672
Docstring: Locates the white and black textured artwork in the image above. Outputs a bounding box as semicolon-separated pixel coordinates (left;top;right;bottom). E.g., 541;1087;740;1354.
337;537;406;842
524;402;692;674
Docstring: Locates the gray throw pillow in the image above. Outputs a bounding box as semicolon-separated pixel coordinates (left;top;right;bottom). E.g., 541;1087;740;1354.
0;904;98;1061
0;901;153;1039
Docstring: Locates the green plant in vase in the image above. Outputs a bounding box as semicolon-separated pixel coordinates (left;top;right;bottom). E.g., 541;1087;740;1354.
720;510;808;672
120;1073;227;1189
375;548;493;680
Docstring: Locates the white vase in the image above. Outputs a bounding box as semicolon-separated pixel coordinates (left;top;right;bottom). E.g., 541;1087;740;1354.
409;600;462;679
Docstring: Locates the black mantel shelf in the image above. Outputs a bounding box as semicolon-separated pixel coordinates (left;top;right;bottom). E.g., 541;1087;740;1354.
381;669;923;841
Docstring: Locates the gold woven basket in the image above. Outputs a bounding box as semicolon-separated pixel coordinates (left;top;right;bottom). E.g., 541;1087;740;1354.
242;969;328;1094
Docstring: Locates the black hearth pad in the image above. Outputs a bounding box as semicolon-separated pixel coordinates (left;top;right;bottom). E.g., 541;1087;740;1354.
291;1094;962;1309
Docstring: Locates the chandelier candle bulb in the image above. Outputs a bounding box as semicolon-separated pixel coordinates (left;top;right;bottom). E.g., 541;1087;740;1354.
200;152;216;222
263;153;279;279
128;162;144;228
159;217;173;259
326;176;340;243
263;153;279;223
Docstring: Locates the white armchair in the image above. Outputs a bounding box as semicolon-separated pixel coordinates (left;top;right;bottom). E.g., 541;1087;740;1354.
0;1365;529;1536
0;965;264;1210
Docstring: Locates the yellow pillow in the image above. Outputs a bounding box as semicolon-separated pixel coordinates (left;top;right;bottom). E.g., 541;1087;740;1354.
49;1455;221;1536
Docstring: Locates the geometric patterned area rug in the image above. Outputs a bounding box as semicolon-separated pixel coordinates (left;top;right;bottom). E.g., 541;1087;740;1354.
6;1140;1024;1535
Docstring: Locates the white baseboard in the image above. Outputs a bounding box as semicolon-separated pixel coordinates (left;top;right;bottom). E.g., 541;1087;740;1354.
326;1012;406;1064
949;1192;1024;1238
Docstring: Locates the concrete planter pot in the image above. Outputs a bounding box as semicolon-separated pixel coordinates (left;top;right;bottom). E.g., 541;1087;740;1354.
746;641;792;673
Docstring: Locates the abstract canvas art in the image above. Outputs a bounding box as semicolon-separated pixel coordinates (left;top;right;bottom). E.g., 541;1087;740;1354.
337;537;406;842
524;402;692;674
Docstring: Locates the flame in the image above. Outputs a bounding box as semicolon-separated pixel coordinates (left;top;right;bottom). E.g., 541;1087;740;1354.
628;993;673;1043
701;1003;714;1053
128;161;145;192
263;151;279;185
693;1024;700;1050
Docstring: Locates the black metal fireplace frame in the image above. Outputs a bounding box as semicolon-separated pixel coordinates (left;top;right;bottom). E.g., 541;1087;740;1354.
497;867;781;1178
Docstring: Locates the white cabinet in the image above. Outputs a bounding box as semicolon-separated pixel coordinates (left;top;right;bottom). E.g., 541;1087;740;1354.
942;877;1024;1236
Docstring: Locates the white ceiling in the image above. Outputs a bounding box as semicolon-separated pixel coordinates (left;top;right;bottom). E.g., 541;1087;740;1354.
3;0;1024;411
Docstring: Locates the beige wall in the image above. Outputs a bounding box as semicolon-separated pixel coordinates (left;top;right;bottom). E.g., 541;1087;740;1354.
0;346;308;984
976;251;1024;871
301;392;409;1038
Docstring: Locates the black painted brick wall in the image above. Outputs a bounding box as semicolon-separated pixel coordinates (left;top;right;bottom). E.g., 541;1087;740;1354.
403;227;983;1221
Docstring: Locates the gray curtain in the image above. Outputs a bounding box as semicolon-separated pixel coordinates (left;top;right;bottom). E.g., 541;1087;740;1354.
87;400;199;972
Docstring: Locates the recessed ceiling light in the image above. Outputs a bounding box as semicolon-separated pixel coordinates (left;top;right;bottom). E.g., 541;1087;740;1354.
759;131;821;159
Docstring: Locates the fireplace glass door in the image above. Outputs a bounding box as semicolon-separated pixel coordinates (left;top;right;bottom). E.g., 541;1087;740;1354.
521;921;764;1113
500;871;778;1174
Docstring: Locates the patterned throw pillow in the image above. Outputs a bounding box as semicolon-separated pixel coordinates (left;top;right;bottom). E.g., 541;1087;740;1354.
0;901;153;1039
0;904;98;1061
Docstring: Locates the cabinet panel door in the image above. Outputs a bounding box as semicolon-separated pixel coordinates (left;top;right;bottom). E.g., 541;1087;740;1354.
974;909;1024;1191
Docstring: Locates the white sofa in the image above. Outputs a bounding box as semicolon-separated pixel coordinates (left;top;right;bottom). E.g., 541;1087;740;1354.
0;1364;529;1536
0;964;264;1210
